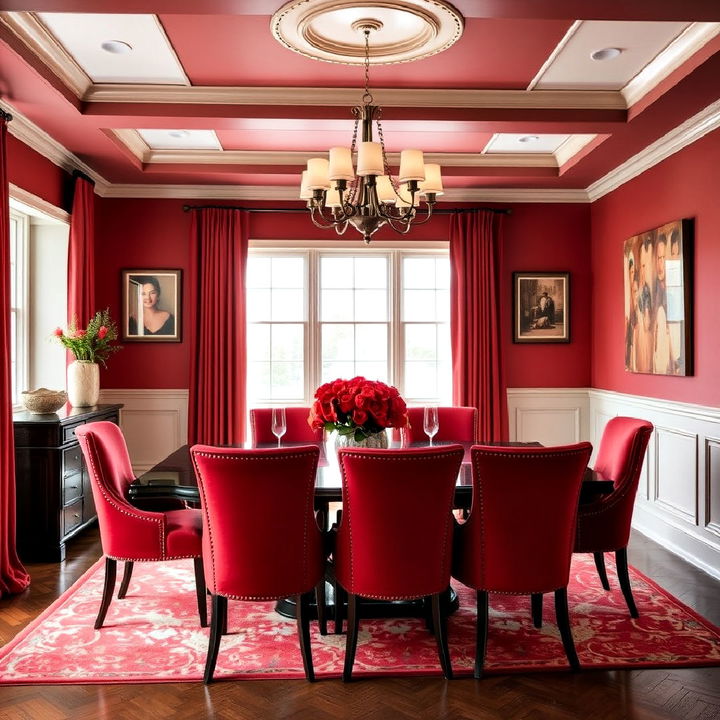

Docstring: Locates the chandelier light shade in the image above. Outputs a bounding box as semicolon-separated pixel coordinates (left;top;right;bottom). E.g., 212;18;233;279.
301;26;443;244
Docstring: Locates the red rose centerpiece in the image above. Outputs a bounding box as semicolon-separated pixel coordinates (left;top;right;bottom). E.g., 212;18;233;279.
309;377;408;447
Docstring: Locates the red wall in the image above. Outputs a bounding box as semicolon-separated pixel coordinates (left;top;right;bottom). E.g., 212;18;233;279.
7;134;72;210
94;197;591;390
590;127;720;406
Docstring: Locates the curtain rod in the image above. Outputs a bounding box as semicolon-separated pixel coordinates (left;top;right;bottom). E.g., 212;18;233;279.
182;204;511;215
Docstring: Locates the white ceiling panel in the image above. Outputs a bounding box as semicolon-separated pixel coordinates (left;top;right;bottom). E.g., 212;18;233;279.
484;134;571;154
138;130;222;150
37;13;189;84
534;20;689;90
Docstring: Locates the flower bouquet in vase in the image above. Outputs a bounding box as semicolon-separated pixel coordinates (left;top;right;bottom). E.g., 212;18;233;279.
54;308;121;407
308;376;408;449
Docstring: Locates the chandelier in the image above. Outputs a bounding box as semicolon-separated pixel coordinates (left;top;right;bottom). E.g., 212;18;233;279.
300;23;443;244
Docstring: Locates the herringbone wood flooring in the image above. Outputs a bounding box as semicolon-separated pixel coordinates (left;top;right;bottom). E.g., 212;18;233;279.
1;528;719;720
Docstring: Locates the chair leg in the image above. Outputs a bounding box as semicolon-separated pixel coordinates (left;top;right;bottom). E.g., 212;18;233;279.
343;593;360;682
334;580;346;635
94;557;117;630
593;551;611;591
193;557;208;628
616;547;639;618
431;592;453;679
296;592;316;682
475;590;489;679
554;588;580;671
315;580;327;636
203;594;227;684
117;561;133;599
531;592;543;628
424;595;434;632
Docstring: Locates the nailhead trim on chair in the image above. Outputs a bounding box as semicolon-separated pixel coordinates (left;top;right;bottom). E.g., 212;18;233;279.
192;448;321;596
338;448;461;598
80;433;167;558
468;445;589;594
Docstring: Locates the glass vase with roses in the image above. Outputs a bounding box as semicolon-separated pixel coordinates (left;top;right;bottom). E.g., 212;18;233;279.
308;377;408;447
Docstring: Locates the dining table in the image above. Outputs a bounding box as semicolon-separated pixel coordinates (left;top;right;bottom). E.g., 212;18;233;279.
128;440;614;625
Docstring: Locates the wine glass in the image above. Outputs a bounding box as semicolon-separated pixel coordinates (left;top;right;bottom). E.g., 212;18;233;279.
271;407;287;447
423;406;439;446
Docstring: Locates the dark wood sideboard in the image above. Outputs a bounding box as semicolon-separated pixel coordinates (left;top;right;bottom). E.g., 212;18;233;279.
13;403;123;562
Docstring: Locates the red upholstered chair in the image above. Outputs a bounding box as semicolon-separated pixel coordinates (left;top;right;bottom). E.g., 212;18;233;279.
453;443;593;678
191;444;325;683
574;417;653;617
75;422;207;630
249;407;323;446
401;406;477;445
334;445;464;681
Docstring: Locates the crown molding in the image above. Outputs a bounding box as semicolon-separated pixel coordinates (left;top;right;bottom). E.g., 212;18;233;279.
621;22;720;109
554;134;596;167
98;183;589;203
84;84;627;110
0;12;90;98
137;148;559;168
110;129;151;162
0;99;110;194
9;183;70;223
527;20;582;91
587;98;720;201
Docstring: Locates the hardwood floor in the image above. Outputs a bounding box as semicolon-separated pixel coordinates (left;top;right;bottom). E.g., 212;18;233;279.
1;528;719;720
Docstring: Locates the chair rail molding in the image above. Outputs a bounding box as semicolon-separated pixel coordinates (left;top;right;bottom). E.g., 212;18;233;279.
99;388;188;474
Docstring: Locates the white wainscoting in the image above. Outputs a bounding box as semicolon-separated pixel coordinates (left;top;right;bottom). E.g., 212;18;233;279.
99;389;188;474
507;387;720;580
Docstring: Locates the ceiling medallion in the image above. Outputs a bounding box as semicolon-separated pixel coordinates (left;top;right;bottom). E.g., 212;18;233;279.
271;0;464;65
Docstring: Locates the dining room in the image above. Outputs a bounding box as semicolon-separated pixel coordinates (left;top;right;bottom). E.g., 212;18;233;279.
1;1;720;717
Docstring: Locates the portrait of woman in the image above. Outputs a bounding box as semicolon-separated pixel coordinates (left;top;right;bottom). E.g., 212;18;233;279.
122;269;182;342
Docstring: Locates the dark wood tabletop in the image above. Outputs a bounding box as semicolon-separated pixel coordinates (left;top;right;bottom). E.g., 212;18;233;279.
129;441;614;508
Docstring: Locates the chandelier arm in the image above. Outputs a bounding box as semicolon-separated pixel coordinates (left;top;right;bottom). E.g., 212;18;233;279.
309;205;348;230
384;216;416;235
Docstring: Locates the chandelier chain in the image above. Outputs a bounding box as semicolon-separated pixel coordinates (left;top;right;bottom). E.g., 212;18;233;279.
362;29;373;105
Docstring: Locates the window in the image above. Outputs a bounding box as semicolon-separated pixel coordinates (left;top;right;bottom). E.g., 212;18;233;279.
9;209;29;407
246;245;451;408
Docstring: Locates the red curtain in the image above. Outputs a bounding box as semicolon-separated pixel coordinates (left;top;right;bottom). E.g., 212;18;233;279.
188;208;248;445
67;174;95;325
0;111;30;596
449;210;506;442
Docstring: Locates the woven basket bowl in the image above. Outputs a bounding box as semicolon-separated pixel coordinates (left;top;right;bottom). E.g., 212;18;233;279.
21;388;68;414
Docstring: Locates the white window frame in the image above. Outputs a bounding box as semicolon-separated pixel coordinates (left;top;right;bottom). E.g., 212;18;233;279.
248;240;450;407
9;208;29;409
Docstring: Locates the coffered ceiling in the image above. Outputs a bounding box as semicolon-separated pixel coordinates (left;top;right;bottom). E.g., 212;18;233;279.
1;1;719;202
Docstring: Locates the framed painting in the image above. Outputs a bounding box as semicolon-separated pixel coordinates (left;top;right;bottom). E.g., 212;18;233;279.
513;272;570;343
623;218;693;376
121;269;182;342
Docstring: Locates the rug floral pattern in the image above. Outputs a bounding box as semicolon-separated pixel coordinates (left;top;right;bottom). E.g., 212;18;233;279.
1;555;719;683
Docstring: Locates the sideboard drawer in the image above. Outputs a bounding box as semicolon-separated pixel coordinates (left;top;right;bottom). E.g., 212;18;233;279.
62;421;85;445
62;472;83;506
63;499;83;535
62;446;83;479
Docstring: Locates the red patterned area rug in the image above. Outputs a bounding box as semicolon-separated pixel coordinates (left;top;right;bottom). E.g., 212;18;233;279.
1;554;719;684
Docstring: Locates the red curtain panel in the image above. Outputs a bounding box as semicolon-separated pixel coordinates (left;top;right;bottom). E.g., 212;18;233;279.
188;208;248;445
449;210;506;442
0;112;30;596
67;174;95;326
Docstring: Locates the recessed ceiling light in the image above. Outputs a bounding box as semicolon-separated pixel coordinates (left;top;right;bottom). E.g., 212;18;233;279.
518;135;540;143
101;40;133;54
590;47;622;61
168;130;191;139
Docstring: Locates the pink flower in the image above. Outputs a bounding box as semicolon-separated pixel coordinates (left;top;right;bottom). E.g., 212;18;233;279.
53;327;64;337
98;326;108;339
72;329;87;338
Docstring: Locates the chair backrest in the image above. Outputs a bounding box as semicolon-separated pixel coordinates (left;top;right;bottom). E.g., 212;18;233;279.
402;406;477;444
594;416;654;491
249;407;323;446
335;445;464;599
75;422;166;559
456;443;593;594
190;444;323;599
574;417;653;553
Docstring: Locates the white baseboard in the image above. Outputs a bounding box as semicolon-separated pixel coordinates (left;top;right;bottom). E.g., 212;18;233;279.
99;388;188;474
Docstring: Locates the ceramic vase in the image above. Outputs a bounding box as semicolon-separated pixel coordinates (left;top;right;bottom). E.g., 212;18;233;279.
334;430;389;450
67;360;100;407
